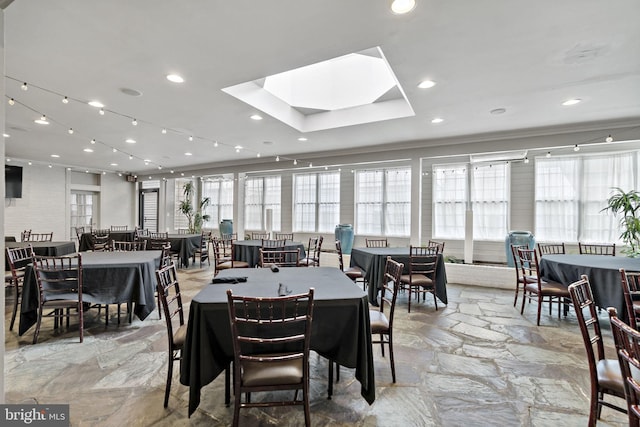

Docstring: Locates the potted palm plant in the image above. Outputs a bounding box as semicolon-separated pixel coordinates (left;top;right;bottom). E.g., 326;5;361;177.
602;187;640;257
178;181;210;233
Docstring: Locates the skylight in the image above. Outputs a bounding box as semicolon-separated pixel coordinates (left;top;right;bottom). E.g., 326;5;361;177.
222;47;414;132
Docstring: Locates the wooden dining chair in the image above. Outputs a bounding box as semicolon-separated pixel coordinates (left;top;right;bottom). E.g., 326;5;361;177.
259;248;300;267
365;238;388;248
300;236;323;267
192;231;210;268
27;232;54;242
212;238;249;276
579;242;616;256
400;245;438;313
516;247;570;326
226;288;315;427
609;307;640;425
177;228;190;235
261;238;287;249
221;232;237;240
20;229;32;242
251;231;270;240
510;244;532;307
427;239;445;255
134;227;150;239
274;232;294;241
569;276;626;426
110;225;128;231
111;240;147;251
148;232;169;250
155;262;186;408
31;253;84;344
91;229;111;251
620;269;640;330
6;244;33;331
537;242;566;257
336;240;365;289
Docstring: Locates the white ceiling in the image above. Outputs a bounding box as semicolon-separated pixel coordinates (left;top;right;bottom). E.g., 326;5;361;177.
3;0;640;175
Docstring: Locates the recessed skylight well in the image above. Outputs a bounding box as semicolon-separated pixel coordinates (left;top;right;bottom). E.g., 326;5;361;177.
222;46;414;132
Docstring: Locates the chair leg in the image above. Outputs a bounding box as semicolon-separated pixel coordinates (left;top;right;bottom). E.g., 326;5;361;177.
536;295;542;326
9;284;20;331
380;333;385;357
225;365;231;407
33;306;44;344
433;291;438;311
164;354;173;408
327;361;334;399
79;304;84;343
513;284;519;307
520;288;527;315
388;332;396;383
408;284;412;313
303;381;311;427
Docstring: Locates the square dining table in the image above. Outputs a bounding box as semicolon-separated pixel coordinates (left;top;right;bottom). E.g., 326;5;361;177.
19;250;162;335
5;241;77;270
232;239;307;267
180;266;375;416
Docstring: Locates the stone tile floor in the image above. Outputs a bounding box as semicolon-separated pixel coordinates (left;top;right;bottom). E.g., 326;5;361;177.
4;261;628;426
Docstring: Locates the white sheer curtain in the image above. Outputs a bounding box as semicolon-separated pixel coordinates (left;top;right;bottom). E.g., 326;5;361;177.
432;164;467;239
202;179;234;229
355;168;410;236
264;176;281;232
317;172;340;232
471;163;509;240
244;177;264;230
581;153;635;242
293;174;316;232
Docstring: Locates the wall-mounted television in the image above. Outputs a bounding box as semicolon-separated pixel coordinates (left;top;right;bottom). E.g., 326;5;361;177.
5;165;23;198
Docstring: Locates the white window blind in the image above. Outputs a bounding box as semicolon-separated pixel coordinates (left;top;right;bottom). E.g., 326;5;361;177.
355;167;411;236
471;163;509;240
293;171;340;232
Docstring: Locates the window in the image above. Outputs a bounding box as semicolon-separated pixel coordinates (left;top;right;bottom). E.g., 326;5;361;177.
432;164;467;239
202;178;234;229
244;176;281;231
535;152;636;242
355;168;411;236
174;178;194;230
293;171;340;232
432;162;510;240
471;163;509;240
70;191;96;230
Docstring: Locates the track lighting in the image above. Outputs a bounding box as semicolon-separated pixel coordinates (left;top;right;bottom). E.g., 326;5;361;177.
21;82;28;91
8;98;15;106
62;96;69;104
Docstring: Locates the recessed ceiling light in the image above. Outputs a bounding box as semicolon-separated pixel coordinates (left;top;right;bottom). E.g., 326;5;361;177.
185;152;193;156
120;87;143;97
431;117;444;124
562;98;581;106
3;133;9;138
298;137;308;142
490;108;507;115
83;148;94;153
250;114;263;120
110;163;118;166
126;138;136;144
418;80;436;89
391;0;416;14
88;100;104;108
166;74;184;83
50;154;60;158
263;141;273;145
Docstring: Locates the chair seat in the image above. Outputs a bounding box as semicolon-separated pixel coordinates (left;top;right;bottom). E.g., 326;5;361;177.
400;274;433;287
369;310;389;334
524;281;569;297
217;260;250;269
42;299;80;308
173;324;187;349
300;257;319;266
345;267;363;280
242;354;303;387
597;358;625;395
523;275;538;283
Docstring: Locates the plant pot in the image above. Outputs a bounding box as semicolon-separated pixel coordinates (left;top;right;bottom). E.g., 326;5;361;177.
335;224;354;255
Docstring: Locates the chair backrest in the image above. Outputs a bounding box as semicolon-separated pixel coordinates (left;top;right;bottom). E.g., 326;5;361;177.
261;239;287;249
427;239;445;255
135;227;150;239
177;228;190;235
148;232;169;250
226;287;315;383
221;232;237;240
32;253;83;306
6;244;33;281
252;231;270;240
568;275;606;388
579;242;616;256
260;248;300;267
307;236;323;257
408;245;437;280
27;232;54;242
216;237;234;258
156;263;184;348
74;226;87;241
112;240;147;251
336;240;345;271
197;232;209;252
20;229;31;242
366;238;388;248
160;242;173;268
537;242;566;257
91;229;111;251
621;268;640;330
516;248;541;287
510;244;528;279
609;307;640;423
111;225;128;231
275;233;294;241
377;257;403;326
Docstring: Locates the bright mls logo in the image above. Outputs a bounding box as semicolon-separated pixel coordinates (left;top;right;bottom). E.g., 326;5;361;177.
1;405;69;426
